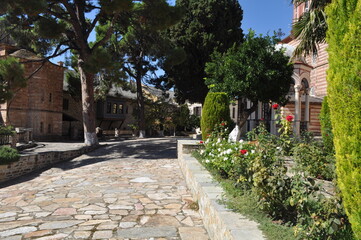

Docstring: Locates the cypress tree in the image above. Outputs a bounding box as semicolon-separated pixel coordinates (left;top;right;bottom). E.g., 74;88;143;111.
326;0;361;237
201;92;230;140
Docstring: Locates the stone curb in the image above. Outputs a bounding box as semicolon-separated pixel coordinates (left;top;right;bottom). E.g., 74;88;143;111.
177;140;265;240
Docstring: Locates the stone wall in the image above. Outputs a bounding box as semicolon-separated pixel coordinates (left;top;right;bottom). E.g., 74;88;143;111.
0;145;98;184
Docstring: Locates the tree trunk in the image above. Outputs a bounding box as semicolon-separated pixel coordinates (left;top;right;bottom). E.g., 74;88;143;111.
78;58;98;146
235;99;258;141
136;74;146;138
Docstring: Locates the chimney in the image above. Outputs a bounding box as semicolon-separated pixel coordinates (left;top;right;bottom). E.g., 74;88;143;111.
57;61;64;67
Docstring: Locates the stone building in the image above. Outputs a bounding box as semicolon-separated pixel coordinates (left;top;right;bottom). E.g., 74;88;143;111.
277;1;327;135
0;43;65;140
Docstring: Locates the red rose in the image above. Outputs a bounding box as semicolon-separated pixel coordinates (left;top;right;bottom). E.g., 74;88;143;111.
260;118;265;121
286;115;294;122
272;104;279;109
200;141;204;144
240;149;248;155
221;122;225;126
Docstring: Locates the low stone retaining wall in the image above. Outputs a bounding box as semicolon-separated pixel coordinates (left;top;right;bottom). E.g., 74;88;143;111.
177;140;265;240
0;145;99;184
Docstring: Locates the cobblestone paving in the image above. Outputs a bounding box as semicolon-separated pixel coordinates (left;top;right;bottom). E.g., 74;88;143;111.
0;138;209;240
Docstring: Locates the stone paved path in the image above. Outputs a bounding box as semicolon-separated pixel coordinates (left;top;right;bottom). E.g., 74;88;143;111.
0;138;210;240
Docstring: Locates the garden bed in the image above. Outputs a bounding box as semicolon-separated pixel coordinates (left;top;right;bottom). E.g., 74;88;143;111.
188;122;355;240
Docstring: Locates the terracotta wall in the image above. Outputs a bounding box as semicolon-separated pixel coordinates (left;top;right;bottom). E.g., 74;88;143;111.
0;60;64;140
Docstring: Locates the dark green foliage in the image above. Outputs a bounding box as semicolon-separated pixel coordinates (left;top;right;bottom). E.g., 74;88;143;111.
326;0;361;238
0;146;20;165
320;96;334;152
205;32;293;103
0;57;26;103
1;0;138;145
154;0;244;103
173;104;190;130
293;142;335;180
0;125;15;135
200;92;231;140
205;32;293;128
99;0;182;136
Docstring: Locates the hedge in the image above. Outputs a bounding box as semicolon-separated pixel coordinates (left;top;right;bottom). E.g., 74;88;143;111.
201;92;230;140
0;146;20;165
326;0;361;238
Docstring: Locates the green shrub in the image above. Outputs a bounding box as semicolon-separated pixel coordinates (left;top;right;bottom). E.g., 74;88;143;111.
199;121;255;182
326;0;361;237
291;175;353;240
0;125;15;135
293;142;335;180
0;146;20;165
319;96;334;152
251;147;295;222
200;92;231;140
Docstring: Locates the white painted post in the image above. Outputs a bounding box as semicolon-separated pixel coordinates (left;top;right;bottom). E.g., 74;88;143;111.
294;84;302;136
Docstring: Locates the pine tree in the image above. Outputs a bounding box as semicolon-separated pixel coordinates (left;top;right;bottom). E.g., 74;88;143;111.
99;0;182;138
1;0;133;146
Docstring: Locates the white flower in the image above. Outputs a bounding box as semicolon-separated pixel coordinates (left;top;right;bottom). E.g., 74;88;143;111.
224;157;228;161
226;149;232;154
200;150;204;154
217;138;221;143
239;139;244;143
205;159;210;163
251;150;255;154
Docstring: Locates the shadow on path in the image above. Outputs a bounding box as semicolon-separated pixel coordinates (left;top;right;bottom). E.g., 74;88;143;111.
0;137;179;188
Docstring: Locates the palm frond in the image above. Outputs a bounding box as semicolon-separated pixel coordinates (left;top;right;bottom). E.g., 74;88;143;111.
291;0;331;57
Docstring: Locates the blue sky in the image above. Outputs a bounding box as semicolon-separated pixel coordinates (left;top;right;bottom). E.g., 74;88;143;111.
166;0;294;36
51;0;294;64
238;0;293;36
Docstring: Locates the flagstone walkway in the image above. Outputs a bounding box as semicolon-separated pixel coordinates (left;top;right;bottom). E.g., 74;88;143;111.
0;138;209;240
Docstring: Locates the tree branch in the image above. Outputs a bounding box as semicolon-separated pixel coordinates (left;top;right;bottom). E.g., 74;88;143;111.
92;12;121;50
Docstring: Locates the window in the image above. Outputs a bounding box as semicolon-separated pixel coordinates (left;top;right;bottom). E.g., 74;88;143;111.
106;102;111;114
40;122;43;133
194;107;202;116
49;93;52;102
112;103;117;114
118;104;124;114
63;99;69;110
232;107;235;119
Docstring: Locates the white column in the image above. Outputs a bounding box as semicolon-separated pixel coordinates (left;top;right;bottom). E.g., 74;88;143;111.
294;84;302;136
270;102;276;135
257;101;262;120
305;89;310;131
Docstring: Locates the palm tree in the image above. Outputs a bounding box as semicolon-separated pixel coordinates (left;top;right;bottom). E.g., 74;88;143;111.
291;0;331;57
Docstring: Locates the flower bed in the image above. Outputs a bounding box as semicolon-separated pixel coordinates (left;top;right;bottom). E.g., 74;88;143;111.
194;121;355;240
